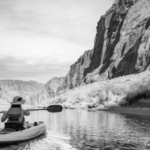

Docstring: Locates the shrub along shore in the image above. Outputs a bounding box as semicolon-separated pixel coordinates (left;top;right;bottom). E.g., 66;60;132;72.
88;107;150;116
43;70;150;116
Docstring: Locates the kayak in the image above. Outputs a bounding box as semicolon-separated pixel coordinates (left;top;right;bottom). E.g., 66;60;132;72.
0;121;46;145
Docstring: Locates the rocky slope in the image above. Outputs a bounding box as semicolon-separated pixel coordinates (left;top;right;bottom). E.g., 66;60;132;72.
45;77;65;97
0;80;49;105
46;0;150;96
65;50;93;89
46;50;93;97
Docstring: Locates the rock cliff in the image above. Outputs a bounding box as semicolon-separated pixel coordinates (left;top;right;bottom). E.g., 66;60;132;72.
0;80;49;105
45;77;65;97
46;0;150;95
85;0;150;83
65;50;93;89
45;50;93;97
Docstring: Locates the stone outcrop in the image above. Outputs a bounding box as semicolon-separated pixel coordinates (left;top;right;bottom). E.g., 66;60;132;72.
46;0;150;95
0;80;49;105
64;50;93;89
45;77;65;97
85;0;150;83
45;50;93;97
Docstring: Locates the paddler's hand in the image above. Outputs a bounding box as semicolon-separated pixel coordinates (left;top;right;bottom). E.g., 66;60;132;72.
25;109;30;116
26;109;30;112
1;110;7;122
2;110;7;114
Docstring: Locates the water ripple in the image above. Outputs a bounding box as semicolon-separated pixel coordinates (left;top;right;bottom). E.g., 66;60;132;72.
1;110;150;150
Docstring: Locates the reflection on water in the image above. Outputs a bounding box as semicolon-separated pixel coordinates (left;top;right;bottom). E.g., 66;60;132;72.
0;108;150;150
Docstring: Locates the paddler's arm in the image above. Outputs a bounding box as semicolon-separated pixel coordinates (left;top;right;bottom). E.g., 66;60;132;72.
1;111;8;122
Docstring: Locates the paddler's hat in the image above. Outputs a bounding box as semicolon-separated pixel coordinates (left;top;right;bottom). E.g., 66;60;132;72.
11;96;25;105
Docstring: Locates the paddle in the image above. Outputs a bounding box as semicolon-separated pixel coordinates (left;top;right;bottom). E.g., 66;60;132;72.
29;105;63;113
0;105;63;113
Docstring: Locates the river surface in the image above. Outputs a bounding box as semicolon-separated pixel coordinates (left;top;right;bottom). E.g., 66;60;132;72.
0;108;150;150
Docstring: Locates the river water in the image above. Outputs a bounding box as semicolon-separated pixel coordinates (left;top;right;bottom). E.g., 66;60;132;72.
0;109;150;150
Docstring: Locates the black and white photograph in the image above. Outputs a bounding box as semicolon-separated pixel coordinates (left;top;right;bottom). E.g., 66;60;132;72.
0;0;150;149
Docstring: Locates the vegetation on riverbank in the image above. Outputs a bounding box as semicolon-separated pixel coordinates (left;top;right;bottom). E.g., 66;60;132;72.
121;81;150;107
43;70;150;109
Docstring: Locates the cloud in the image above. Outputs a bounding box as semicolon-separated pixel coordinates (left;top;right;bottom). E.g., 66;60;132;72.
0;0;114;46
0;34;87;61
0;56;71;83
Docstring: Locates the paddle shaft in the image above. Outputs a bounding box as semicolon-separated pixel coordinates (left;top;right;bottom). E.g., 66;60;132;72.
0;105;63;113
29;108;47;111
0;109;46;113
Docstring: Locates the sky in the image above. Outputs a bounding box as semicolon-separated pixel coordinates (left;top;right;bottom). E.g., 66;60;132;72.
0;0;114;83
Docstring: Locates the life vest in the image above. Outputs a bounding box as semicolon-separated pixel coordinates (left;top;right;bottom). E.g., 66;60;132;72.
7;107;24;122
5;107;25;131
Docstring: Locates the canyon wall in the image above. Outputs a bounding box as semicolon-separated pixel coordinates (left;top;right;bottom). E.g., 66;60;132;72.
85;0;150;83
46;0;150;96
45;50;93;96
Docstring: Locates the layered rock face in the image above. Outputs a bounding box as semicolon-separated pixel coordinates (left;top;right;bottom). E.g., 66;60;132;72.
0;80;49;105
45;50;93;97
64;50;93;89
0;80;44;91
85;0;150;83
45;77;65;97
46;0;150;95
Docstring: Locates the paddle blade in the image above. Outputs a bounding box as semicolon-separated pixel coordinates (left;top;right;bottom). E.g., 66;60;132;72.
47;105;63;112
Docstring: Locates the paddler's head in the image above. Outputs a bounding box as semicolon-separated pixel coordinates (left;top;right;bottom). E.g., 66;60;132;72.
11;96;25;106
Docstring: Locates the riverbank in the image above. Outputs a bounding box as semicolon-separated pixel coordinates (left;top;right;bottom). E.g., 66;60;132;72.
93;107;150;116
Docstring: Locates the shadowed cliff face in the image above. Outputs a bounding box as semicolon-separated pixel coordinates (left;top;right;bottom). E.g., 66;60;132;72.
46;0;150;95
84;0;150;83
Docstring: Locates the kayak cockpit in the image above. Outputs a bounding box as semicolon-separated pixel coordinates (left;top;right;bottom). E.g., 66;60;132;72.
0;121;46;145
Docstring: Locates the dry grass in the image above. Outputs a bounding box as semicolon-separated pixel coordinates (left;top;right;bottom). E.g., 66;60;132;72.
42;71;150;109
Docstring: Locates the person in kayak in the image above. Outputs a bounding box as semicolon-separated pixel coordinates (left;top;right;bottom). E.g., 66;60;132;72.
1;96;30;130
